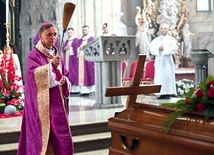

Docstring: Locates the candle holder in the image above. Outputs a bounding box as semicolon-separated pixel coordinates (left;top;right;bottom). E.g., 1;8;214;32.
4;23;12;54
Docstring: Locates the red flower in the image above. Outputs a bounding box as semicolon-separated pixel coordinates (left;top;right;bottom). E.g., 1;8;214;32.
10;84;20;91
6;84;11;89
15;76;22;81
8;98;20;106
197;103;206;112
207;87;214;98
207;80;214;88
1;88;10;96
195;89;203;98
15;92;20;97
0;80;3;87
185;98;191;105
0;52;24;112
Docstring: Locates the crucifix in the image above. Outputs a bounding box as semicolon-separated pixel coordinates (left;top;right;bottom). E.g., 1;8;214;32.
105;55;161;107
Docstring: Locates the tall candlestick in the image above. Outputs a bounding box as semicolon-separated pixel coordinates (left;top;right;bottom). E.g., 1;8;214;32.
6;0;9;23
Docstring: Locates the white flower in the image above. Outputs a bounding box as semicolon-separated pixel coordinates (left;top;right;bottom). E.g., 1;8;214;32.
180;90;184;95
176;79;195;97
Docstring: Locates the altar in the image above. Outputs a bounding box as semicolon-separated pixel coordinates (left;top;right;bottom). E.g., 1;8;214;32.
175;67;195;81
106;55;214;155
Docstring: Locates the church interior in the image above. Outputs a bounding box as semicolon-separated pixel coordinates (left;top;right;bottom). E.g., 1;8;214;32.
0;0;214;154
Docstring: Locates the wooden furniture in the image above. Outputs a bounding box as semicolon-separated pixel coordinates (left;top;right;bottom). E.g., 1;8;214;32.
106;55;214;155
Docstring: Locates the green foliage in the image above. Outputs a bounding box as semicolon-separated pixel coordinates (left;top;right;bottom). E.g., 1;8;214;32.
161;76;214;132
0;103;6;113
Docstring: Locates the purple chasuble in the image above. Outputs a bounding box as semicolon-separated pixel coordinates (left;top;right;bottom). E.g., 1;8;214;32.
62;38;79;85
17;42;73;155
76;36;95;86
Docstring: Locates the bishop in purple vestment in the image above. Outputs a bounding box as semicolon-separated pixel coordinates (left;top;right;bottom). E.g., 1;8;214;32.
33;22;59;48
17;22;73;155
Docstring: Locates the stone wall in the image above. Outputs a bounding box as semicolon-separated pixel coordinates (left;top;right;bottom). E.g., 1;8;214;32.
185;1;214;75
198;32;214;75
19;0;214;78
19;0;62;77
186;1;213;49
19;0;126;78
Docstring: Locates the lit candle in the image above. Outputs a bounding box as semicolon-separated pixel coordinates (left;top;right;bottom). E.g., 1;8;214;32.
6;0;9;23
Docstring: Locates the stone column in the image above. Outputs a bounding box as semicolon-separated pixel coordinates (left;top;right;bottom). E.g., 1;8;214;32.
213;0;214;31
190;49;209;87
83;36;135;108
55;0;62;46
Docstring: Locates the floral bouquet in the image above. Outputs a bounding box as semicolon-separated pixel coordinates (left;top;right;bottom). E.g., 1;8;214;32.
161;76;214;132
0;48;24;114
176;79;195;97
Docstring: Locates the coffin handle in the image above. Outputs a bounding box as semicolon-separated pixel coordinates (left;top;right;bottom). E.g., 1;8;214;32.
120;135;139;151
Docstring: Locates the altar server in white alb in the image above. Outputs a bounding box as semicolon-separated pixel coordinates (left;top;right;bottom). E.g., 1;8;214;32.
149;23;178;99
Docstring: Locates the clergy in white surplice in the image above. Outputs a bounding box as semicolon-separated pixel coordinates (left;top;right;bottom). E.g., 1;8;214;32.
149;23;178;99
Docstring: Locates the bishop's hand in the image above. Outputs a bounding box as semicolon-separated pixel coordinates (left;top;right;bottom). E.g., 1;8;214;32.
52;55;61;67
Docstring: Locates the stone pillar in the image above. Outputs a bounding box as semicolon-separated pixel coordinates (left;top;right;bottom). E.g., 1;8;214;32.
20;29;33;78
95;61;121;107
83;36;135;108
190;49;209;87
213;0;214;31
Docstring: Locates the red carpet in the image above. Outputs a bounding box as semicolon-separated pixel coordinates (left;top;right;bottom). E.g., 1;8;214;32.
0;111;23;119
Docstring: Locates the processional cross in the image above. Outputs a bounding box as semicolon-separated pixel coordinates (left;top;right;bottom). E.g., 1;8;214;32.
105;55;161;107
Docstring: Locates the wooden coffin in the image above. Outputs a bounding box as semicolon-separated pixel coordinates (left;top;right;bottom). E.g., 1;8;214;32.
106;55;214;155
108;102;214;155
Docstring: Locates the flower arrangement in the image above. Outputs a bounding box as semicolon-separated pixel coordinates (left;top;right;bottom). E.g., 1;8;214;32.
161;76;214;132
176;78;195;97
0;47;24;114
